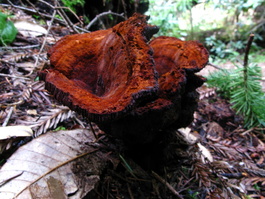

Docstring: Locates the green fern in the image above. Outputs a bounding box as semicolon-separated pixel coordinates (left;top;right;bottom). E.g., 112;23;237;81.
207;63;265;128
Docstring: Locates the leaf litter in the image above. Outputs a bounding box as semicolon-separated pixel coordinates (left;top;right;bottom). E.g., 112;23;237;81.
0;128;115;199
0;2;265;199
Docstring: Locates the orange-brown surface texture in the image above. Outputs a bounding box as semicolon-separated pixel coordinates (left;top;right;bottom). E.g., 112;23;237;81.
39;13;209;145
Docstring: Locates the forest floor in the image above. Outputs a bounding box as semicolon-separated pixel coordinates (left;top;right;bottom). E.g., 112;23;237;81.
1;4;265;199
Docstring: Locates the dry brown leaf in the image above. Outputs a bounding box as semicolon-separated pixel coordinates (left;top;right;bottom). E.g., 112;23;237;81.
0;126;32;140
206;121;224;142
197;85;216;100
14;21;48;37
197;143;213;163
0;128;113;199
0;126;33;154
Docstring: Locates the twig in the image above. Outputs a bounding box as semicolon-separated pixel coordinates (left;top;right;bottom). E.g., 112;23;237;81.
0;44;40;50
0;172;23;187
25;0;48;26
0;73;30;80
28;0;80;34
241;127;254;136
207;62;222;70
127;183;135;199
243;34;254;84
34;9;56;68
89;121;98;140
0;3;88;33
152;171;184;199
38;91;52;105
0;100;24;108
121;0;128;19
2;106;14;127
72;115;85;128
15;148;99;198
39;0;83;26
53;0;79;34
86;10;125;30
243;34;255;68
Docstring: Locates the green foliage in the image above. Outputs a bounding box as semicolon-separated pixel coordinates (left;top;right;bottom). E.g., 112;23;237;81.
0;12;17;46
187;189;199;198
207;63;265;128
61;0;85;13
205;36;240;60
204;34;263;61
250;52;265;63
147;0;264;61
206;68;233;98
213;0;264;11
175;0;197;12
147;0;200;38
146;1;182;37
253;183;261;191
54;126;67;131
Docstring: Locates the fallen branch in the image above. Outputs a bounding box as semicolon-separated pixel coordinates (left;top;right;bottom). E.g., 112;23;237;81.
34;8;56;68
152;171;184;199
86;10;125;30
243;34;254;68
243;34;254;86
0;44;40;50
0;3;88;33
2;106;14;127
207;62;222;70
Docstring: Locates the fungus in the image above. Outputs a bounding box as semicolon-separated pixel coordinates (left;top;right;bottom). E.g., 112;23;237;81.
39;13;159;122
39;13;209;145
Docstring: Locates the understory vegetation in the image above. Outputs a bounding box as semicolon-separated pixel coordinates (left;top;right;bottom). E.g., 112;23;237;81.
148;0;265;129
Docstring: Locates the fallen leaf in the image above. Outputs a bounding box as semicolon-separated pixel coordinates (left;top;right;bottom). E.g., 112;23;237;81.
0;125;33;153
197;143;213;163
0;128;113;199
14;21;47;37
206;121;224;142
178;127;199;144
26;109;37;115
0;126;33;139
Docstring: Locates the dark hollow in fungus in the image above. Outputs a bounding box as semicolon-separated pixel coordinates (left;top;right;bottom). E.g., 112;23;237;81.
39;13;209;147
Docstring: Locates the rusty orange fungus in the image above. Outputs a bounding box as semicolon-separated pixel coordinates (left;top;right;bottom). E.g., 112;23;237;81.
39;13;209;145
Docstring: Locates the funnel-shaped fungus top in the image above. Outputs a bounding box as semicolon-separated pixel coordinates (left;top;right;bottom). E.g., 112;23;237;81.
39;13;159;122
39;13;209;144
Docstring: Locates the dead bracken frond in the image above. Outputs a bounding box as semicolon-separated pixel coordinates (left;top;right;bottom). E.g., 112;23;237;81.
197;85;216;100
192;160;212;188
0;52;33;63
7;65;30;87
29;106;75;137
22;81;51;104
